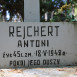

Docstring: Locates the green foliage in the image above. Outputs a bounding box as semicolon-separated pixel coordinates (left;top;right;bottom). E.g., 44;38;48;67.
50;13;66;22
40;0;54;15
40;0;77;22
50;10;76;22
40;0;65;22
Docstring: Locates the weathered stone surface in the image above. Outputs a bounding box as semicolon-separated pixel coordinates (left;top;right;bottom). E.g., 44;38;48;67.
0;67;77;77
0;22;77;68
24;0;40;22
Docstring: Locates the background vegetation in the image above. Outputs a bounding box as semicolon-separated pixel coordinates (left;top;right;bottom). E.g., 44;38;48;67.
40;0;77;22
0;0;24;21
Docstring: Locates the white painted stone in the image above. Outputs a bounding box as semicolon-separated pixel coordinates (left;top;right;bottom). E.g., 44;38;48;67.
24;0;40;22
74;23;77;44
0;22;76;68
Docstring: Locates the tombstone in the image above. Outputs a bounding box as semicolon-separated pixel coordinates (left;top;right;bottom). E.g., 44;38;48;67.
24;0;40;22
0;22;76;68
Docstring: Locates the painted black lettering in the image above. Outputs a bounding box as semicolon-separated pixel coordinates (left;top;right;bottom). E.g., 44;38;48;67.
48;26;53;36
27;26;32;37
16;26;22;37
9;26;14;37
